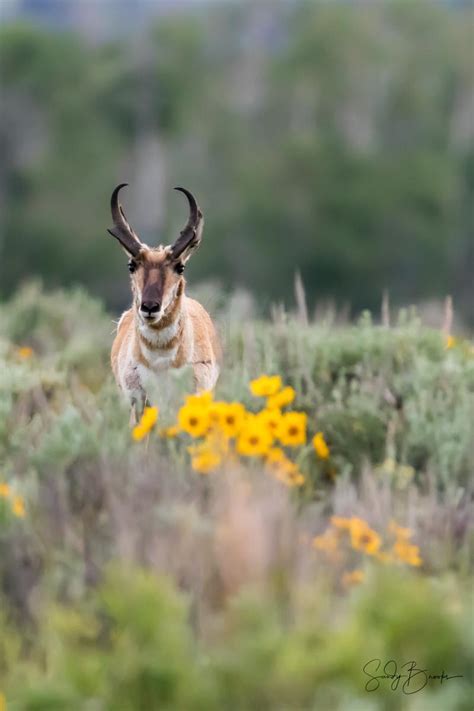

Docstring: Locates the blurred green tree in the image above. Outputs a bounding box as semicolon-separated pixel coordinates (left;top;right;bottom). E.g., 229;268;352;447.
0;1;472;321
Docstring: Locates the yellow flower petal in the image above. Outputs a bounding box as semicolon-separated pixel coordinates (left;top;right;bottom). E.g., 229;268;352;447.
312;529;339;553
160;425;180;438
312;431;330;459
256;408;282;436
277;411;307;447
191;451;221;474
185;391;213;407
188;437;222;473
393;540;422;567
266;386;296;410
249;375;282;397
330;515;352;530
17;346;34;359
388;520;412;540
265;447;286;465
236;419;273;456
217;402;247;437
178;403;211;438
132;425;146;441
349;518;381;556
12;495;25;518
0;483;10;499
132;406;159;441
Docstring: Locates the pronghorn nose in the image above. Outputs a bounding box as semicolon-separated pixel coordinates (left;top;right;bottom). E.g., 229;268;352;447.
140;300;161;316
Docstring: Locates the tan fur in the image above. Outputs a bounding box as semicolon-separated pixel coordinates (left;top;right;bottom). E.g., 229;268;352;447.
108;185;219;414
111;249;220;413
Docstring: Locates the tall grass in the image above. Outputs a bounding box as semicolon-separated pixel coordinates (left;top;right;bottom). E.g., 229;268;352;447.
0;283;472;710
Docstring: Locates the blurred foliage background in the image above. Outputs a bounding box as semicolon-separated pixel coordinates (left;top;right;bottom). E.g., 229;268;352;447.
1;3;473;707
0;283;473;709
0;0;473;321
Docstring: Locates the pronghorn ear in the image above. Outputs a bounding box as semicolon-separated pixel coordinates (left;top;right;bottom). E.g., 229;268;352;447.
172;222;203;264
170;187;203;264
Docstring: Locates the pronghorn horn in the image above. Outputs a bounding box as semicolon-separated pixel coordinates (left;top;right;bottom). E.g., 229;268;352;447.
107;183;143;257
170;187;203;259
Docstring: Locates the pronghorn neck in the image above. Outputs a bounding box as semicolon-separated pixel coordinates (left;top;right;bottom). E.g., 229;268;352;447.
135;281;185;361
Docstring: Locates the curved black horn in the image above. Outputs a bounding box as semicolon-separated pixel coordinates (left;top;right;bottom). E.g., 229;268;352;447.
170;187;203;259
111;182;129;224
174;186;199;226
107;183;143;257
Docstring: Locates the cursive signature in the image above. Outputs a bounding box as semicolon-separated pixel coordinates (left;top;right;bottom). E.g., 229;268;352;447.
363;659;463;694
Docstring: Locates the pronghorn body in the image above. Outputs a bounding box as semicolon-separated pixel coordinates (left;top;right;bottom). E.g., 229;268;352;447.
107;184;220;414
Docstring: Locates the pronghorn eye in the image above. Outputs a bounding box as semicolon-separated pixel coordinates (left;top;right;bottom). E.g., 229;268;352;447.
128;259;137;273
174;263;185;275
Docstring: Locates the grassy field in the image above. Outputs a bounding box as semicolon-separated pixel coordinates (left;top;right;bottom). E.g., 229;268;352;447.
0;283;473;710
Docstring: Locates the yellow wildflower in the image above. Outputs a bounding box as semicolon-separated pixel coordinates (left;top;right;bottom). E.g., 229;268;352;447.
185;391;213;407
266;386;295;410
178;403;211;438
0;483;10;499
249;374;282;397
445;335;456;350
207;400;226;428
388;520;412;540
267;452;305;487
188;438;222;473
277;411;307;447
257;408;282;437
265;447;286;466
342;569;365;587
142;406;159;427
191;451;221;474
0;691;6;711
236;417;273;456
349;518;381;556
312;431;330;459
132;406;159;441
12;495;25;518
17;346;33;359
217;402;246;437
277;467;305;488
312;528;339;554
160;425;180;438
330;515;352;530
393;540;422;567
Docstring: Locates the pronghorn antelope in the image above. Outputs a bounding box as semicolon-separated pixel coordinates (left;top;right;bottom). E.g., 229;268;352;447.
108;183;220;418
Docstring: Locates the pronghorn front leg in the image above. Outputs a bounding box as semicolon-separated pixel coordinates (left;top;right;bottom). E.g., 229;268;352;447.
125;369;147;425
193;361;219;393
129;393;145;426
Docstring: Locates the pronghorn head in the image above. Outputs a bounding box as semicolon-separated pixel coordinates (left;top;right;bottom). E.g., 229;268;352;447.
107;183;203;325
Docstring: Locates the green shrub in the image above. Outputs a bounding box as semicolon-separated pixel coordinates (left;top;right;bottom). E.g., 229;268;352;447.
0;284;472;709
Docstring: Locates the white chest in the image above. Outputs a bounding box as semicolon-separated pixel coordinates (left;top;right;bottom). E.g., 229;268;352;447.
137;318;182;372
140;346;177;372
